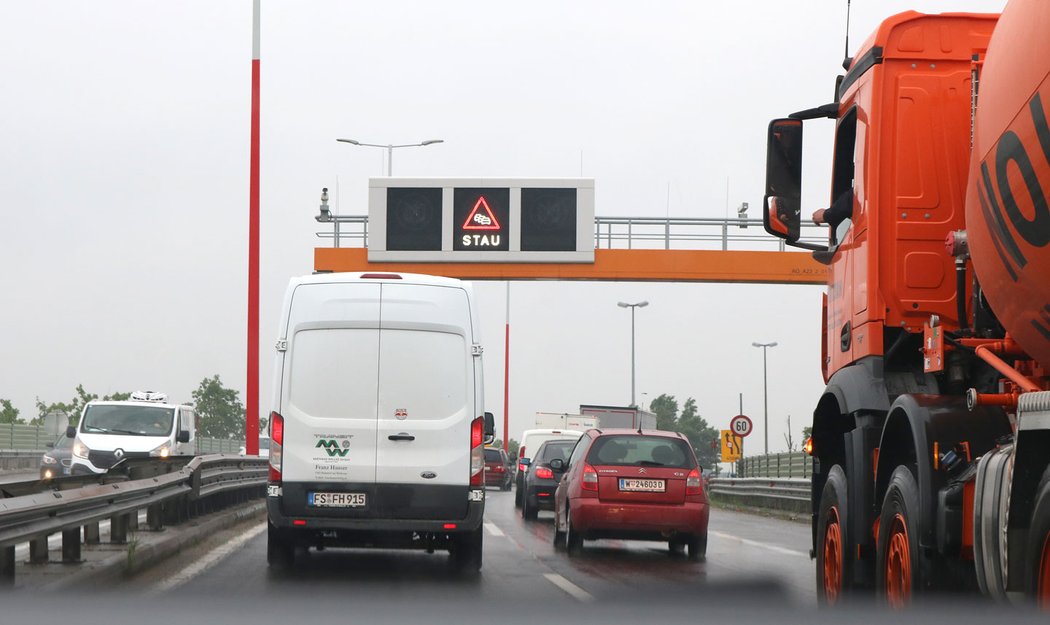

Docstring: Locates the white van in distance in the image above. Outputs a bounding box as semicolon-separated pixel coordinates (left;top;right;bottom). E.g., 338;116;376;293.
266;272;493;571
68;391;196;475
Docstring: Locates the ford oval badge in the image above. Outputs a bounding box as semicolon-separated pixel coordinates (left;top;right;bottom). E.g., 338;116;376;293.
421;471;437;479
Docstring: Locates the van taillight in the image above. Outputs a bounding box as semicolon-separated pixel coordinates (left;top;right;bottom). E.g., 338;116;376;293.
360;273;402;280
582;464;598;492
470;416;484;487
686;467;702;495
269;411;284;484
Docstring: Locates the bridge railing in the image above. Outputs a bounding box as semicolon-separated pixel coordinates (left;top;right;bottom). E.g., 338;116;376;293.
0;422;247;456
314;214;829;251
736;451;813;479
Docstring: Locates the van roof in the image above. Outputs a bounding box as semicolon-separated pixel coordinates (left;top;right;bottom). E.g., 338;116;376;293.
294;272;466;289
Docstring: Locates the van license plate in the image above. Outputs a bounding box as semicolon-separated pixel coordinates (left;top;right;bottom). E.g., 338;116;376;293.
618;478;665;492
308;492;367;507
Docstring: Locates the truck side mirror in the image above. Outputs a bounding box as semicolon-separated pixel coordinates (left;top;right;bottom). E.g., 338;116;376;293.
66;426;76;438
176;430;190;444
764;118;803;243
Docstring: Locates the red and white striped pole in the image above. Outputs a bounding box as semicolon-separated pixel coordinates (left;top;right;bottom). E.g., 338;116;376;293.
503;282;510;451
245;0;261;455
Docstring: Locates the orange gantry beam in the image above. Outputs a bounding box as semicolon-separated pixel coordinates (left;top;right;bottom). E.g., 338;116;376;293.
314;248;827;285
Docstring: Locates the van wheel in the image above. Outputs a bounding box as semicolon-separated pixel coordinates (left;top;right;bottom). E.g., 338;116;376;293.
566;509;583;555
267;522;294;569
451;526;483;573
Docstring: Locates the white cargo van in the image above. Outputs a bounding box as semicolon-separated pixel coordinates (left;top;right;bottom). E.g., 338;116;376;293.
266;272;493;571
67;391;196;475
513;428;583;507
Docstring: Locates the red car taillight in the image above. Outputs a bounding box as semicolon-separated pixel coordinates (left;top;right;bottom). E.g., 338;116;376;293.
582;464;598;492
534;466;554;480
470;416;484;487
269;411;284;483
686;467;703;495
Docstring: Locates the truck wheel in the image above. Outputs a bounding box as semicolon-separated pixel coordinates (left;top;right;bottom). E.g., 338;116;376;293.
1026;466;1050;609
267;522;294;569
816;465;852;605
876;466;922;608
451;526;483;573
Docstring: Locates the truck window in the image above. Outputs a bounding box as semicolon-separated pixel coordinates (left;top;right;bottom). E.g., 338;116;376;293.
830;107;858;246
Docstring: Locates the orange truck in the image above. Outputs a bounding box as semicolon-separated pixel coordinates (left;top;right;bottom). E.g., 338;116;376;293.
762;0;1050;607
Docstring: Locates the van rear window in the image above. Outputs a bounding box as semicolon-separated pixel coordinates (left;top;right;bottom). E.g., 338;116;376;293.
586;435;695;469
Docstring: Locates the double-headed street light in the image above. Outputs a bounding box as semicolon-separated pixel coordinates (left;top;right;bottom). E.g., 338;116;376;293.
618;301;649;408
335;138;444;176
752;341;778;455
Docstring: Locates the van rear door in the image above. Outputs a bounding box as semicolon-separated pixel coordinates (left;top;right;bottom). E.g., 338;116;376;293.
374;282;473;518
280;282;381;485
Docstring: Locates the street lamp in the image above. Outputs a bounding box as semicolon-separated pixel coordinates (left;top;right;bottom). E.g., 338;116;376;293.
752;341;778;455
335;138;444;176
618;301;649;408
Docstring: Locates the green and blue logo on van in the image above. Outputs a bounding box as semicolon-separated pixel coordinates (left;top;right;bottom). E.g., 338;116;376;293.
316;439;350;457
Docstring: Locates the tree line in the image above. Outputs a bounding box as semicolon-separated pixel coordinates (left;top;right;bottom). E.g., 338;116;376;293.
647;394;720;469
0;376;249;439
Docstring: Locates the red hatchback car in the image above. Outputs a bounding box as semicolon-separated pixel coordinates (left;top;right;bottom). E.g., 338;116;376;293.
552;429;708;559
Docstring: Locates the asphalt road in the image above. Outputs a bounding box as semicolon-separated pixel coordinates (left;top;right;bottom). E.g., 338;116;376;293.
132;488;815;609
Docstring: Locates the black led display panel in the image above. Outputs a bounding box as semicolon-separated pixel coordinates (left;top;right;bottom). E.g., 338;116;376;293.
385;187;442;251
520;188;577;251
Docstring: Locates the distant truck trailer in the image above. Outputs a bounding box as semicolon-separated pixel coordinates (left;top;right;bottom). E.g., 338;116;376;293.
579;404;656;430
534;412;598;430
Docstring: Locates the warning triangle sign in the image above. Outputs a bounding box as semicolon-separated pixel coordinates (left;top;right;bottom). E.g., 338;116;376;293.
462;196;501;231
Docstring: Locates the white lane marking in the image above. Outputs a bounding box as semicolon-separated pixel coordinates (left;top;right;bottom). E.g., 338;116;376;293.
151;522;266;592
484;522;504;537
709;530;809;557
544;573;595;603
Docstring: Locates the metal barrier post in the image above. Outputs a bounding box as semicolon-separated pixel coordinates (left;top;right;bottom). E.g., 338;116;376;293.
129;510;140;531
1;545;14;585
84;522;100;544
29;536;49;563
147;504;163;531
111;514;129;544
62;528;82;562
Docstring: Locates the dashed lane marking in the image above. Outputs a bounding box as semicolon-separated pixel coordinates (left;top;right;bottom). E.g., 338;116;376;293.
543;573;595;603
484;522;505;537
151;522;266;592
709;530;809;557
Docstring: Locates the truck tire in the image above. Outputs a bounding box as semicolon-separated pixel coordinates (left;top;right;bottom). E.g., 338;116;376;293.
267;522;295;569
876;466;922;607
451;526;483;573
816;465;852;605
1026;466;1050;609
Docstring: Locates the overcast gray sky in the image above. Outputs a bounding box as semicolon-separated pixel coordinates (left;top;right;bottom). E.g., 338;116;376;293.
0;0;1005;461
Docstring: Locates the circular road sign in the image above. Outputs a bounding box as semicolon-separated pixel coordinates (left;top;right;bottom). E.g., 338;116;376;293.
730;415;754;438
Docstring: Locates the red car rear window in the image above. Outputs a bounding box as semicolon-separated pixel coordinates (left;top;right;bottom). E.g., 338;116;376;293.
586;435;695;469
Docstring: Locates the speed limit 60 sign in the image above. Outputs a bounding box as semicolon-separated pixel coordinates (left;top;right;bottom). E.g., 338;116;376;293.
730;415;753;438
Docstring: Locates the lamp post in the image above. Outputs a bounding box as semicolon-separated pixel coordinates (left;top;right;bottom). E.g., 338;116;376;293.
618;301;649;408
335;138;444;176
752;341;778;455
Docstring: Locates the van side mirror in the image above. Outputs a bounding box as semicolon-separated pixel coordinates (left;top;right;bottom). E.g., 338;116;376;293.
483;412;495;444
176;430;190;444
46;442;55;449
66;426;76;438
764;118;803;243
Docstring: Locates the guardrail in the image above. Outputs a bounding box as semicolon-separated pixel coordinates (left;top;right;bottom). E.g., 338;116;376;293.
737;451;813;479
0;423;245;455
0;454;267;585
314;213;830;251
707;477;811;515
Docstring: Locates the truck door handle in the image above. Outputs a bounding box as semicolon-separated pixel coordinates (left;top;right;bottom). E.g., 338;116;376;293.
388;433;415;441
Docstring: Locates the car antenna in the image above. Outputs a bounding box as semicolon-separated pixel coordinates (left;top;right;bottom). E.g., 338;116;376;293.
841;0;853;71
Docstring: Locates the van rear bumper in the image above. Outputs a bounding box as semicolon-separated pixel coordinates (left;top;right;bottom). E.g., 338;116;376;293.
267;490;485;534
